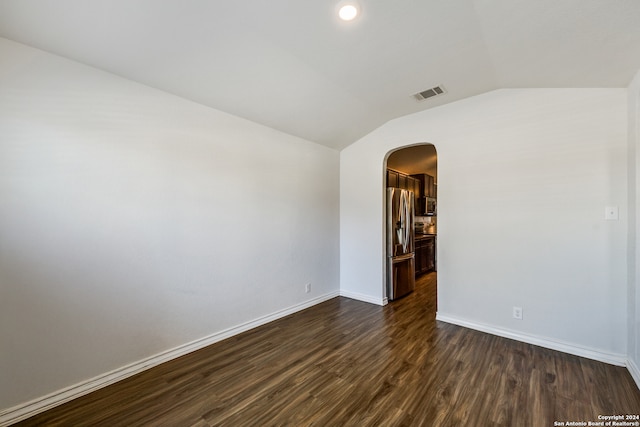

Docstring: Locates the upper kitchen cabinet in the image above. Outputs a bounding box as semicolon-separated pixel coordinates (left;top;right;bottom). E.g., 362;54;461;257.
399;173;407;190
411;174;436;198
386;169;420;196
387;169;399;188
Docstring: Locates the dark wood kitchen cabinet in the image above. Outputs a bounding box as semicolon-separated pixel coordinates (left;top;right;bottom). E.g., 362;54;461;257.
398;173;407;190
410;173;436;198
387;169;420;198
387;169;399;188
415;235;436;276
409;177;420;197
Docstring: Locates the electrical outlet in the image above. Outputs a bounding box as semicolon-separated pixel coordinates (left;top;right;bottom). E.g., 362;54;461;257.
513;306;523;320
305;283;311;293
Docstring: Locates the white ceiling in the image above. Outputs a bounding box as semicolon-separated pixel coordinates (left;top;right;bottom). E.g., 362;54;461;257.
1;0;639;150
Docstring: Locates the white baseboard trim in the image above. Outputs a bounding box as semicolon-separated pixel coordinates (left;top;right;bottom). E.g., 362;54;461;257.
436;312;627;367
628;358;640;390
339;289;386;306
0;291;340;427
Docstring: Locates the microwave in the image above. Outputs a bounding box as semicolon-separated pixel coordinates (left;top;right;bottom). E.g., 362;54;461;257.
425;197;436;216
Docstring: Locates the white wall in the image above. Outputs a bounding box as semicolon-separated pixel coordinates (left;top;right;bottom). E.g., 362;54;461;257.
0;38;340;411
629;70;640;384
341;88;628;359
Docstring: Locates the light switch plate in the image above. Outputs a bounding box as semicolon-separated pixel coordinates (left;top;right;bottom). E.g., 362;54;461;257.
605;206;619;220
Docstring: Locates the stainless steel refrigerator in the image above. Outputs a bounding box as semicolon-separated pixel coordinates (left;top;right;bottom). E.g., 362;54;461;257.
387;188;416;300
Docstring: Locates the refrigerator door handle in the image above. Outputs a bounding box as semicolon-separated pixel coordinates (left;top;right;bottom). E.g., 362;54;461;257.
392;253;414;262
400;190;410;253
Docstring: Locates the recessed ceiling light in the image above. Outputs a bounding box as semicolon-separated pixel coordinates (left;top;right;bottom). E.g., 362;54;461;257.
338;4;359;21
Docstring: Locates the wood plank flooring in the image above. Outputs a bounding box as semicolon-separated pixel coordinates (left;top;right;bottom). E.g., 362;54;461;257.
14;272;640;426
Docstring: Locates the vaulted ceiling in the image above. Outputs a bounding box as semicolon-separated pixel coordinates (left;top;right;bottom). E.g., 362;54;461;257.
1;0;639;150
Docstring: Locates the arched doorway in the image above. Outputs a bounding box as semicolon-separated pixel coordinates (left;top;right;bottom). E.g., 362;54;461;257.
384;144;437;302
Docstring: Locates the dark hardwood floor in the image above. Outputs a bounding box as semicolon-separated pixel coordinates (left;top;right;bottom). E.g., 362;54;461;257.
15;272;640;426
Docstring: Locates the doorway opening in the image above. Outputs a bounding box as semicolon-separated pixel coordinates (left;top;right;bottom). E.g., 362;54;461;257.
384;144;438;303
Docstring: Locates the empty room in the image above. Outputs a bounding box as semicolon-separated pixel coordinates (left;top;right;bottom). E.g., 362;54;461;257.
2;1;640;425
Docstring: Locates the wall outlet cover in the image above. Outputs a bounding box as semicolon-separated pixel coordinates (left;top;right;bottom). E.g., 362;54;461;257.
513;306;523;320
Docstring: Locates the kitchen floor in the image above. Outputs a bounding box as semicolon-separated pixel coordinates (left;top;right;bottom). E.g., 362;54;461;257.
415;270;437;310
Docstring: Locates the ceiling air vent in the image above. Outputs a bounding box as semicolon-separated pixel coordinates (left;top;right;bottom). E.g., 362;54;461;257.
413;85;446;101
